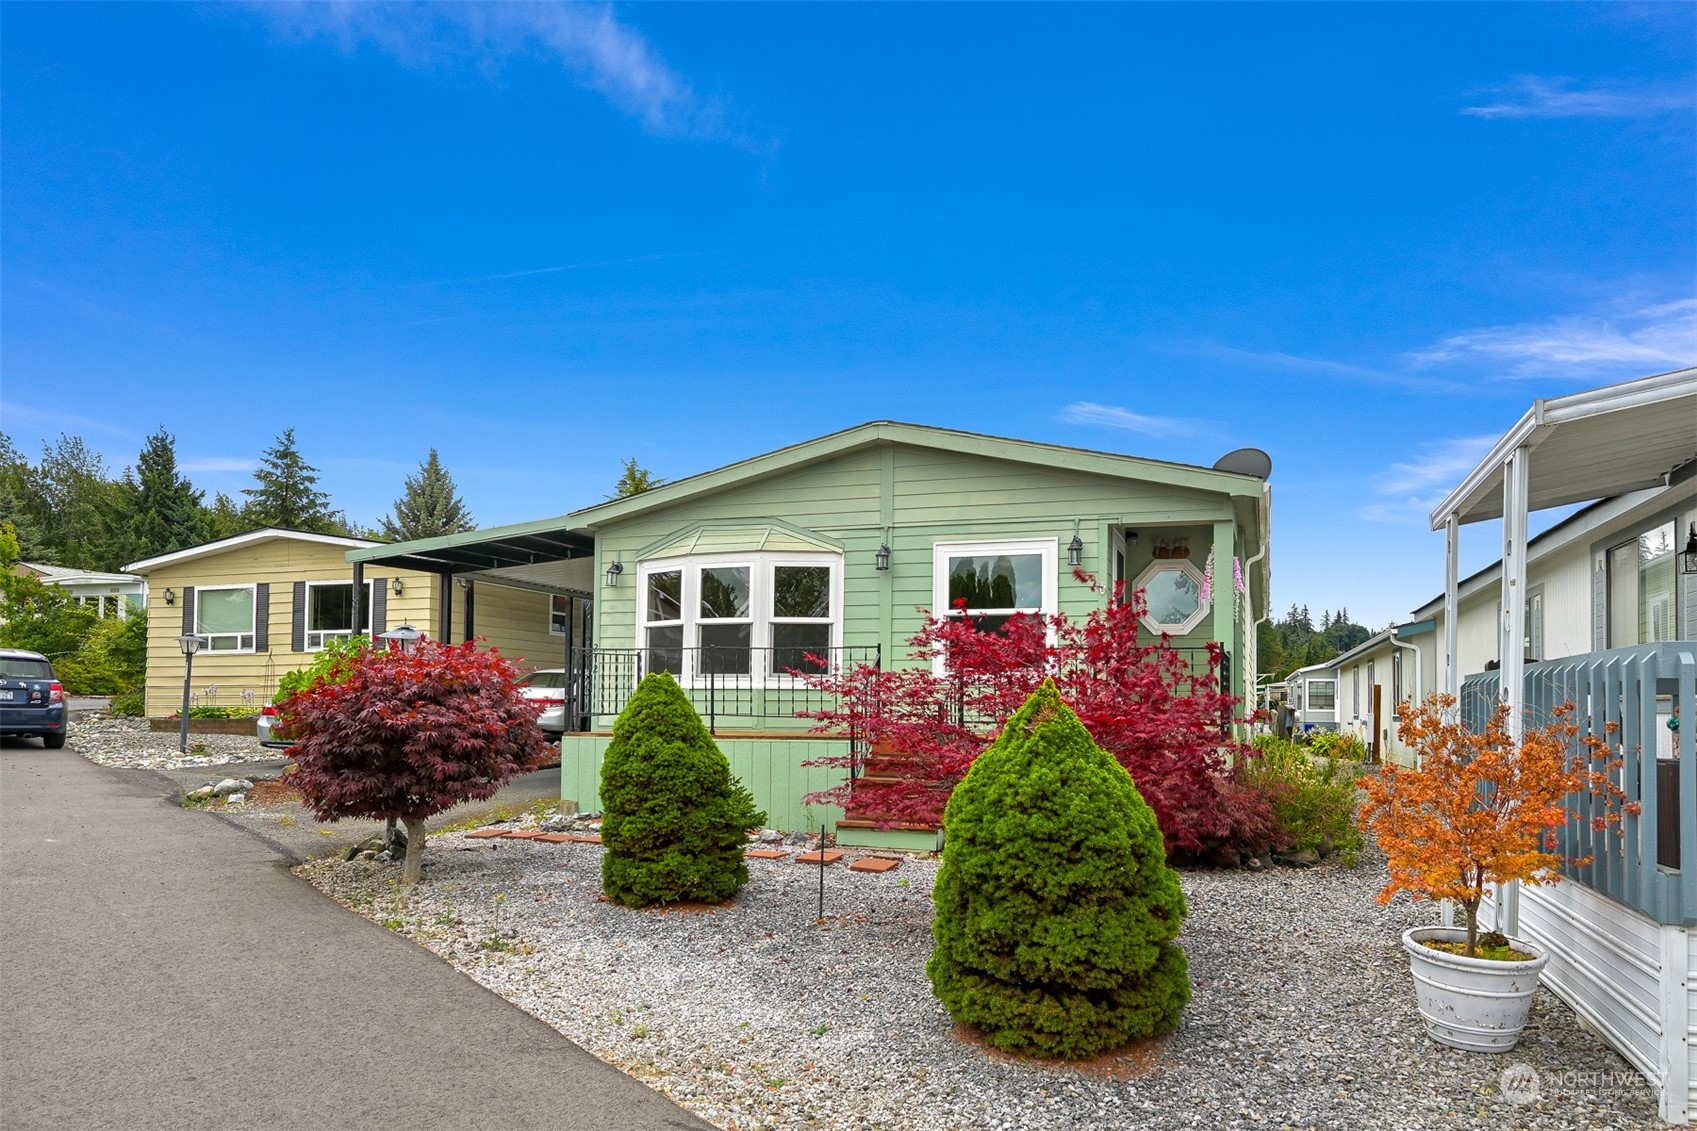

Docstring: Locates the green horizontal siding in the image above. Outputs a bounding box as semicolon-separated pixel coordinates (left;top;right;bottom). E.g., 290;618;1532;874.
560;734;848;833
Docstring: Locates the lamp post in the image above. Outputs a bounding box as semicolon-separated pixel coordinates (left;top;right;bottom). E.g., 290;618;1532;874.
373;624;423;855
377;623;423;655
177;634;205;754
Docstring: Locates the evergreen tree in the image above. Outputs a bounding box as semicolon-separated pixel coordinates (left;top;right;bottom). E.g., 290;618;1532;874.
599;672;765;908
928;680;1190;1058
241;428;345;534
205;492;248;541
132;427;211;559
33;435;135;570
380;449;475;541
610;457;664;499
0;434;52;563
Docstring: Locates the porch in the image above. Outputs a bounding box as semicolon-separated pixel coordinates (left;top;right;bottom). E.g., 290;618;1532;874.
1460;640;1695;1123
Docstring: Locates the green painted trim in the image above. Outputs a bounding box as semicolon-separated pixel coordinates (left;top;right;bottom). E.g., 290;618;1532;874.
835;827;943;852
568;422;1267;530
632;517;844;561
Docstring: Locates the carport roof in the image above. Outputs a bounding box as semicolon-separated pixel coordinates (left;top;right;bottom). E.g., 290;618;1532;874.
1429;366;1697;529
346;516;594;574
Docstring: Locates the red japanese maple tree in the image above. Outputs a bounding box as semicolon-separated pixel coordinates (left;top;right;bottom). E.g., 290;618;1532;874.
803;574;1254;855
280;638;555;882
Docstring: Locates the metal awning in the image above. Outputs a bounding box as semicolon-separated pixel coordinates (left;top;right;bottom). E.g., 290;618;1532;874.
346;515;595;576
1430;366;1697;529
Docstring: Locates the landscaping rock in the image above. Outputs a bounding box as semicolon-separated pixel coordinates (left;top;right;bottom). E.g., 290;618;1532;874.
1276;847;1321;868
225;793;245;805
212;778;246;797
186;786;215;803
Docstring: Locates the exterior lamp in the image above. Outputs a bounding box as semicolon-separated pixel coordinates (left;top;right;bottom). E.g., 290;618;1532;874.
176;634;205;754
378;624;423;656
1684;523;1697;575
391;577;404;597
605;560;624;588
875;543;891;572
1067;534;1084;568
163;588;175;605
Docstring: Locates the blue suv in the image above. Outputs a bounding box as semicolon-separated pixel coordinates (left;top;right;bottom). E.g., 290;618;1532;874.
0;648;68;749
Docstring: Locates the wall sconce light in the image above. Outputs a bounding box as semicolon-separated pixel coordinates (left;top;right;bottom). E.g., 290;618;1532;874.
1126;530;1139;547
391;577;404;597
163;588;175;605
875;543;891;572
1067;520;1084;568
605;559;624;588
1684;522;1697;575
455;576;470;590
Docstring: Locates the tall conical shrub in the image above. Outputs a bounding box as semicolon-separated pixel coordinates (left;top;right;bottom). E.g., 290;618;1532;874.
600;671;766;908
927;679;1190;1057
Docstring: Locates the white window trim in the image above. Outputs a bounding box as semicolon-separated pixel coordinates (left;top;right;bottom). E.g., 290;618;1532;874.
1131;557;1208;637
195;583;258;654
635;551;843;686
1307;678;1337;713
930;538;1058;674
304;579;373;651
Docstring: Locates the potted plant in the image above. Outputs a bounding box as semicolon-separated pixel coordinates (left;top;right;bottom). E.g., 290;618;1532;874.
1359;694;1629;1053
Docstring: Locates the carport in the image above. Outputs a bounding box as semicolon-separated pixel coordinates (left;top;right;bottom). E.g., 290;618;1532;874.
346;515;599;667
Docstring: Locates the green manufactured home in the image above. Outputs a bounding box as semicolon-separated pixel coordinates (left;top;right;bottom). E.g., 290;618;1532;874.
349;422;1271;846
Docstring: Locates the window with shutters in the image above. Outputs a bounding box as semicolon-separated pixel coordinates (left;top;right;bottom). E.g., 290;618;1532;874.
196;585;257;652
303;580;374;650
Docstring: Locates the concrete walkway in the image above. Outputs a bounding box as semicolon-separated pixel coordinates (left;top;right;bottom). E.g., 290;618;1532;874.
0;743;711;1131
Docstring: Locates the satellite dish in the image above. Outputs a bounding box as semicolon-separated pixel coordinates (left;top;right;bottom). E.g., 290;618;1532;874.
1212;448;1273;479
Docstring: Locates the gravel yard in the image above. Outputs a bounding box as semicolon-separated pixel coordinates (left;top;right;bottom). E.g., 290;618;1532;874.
68;712;283;771
299;820;1664;1131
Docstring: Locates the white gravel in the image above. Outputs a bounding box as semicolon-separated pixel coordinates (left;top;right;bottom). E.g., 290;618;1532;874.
298;820;1663;1131
68;713;284;771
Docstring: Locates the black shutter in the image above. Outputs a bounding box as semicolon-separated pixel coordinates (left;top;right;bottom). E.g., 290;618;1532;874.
291;581;307;652
254;584;270;652
181;586;196;636
371;579;387;635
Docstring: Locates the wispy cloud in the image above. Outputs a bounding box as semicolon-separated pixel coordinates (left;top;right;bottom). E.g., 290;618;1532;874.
1406;299;1697;378
260;2;765;150
1359;435;1498;524
1057;402;1206;439
1462;75;1696;119
1186;343;1473;394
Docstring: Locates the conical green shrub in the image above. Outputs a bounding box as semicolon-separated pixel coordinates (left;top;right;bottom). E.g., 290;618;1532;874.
927;679;1190;1057
599;671;766;908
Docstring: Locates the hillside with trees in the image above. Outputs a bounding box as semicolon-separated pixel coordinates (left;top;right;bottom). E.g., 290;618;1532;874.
1257;605;1372;681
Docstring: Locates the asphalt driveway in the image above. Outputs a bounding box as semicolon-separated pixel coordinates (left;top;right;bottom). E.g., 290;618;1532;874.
0;742;710;1131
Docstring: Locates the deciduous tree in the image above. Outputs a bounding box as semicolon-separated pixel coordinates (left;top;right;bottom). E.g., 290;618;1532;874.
280;638;553;882
1359;695;1632;955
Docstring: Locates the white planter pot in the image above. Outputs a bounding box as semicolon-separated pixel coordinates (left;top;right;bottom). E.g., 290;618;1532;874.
1402;926;1550;1053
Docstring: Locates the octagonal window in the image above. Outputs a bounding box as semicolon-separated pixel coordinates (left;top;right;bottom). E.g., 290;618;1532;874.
1133;558;1208;637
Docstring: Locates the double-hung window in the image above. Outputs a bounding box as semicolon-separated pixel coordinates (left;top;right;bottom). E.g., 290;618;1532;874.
932;539;1056;635
304;580;373;650
197;585;257;652
639;554;839;682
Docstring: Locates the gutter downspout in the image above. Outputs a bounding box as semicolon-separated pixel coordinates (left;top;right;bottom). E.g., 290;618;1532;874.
1241;484;1272;721
1389;630;1421;761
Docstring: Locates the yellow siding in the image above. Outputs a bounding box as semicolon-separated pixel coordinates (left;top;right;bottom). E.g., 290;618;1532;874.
140;539;439;716
468;583;568;673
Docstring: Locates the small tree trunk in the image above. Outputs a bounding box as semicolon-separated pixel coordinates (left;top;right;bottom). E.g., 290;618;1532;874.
1462;897;1479;957
400;816;427;884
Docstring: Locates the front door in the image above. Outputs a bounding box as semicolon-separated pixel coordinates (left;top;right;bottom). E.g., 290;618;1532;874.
1370;683;1383;763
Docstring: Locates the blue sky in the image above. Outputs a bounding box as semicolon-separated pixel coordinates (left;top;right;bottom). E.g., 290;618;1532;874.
3;2;1692;629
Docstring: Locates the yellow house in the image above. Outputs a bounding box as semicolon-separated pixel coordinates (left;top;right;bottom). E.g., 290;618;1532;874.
124;529;576;717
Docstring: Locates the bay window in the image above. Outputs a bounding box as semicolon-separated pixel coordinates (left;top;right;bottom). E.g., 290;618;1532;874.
638;554;839;682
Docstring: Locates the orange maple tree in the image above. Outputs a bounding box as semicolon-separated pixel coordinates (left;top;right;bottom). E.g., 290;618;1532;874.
1359;694;1633;956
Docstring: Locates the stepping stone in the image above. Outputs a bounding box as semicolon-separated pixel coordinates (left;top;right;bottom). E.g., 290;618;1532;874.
535;833;572;844
464;829;507;840
794;849;845;866
566;833;603;844
848;856;901;873
744;848;788;859
502;830;543;840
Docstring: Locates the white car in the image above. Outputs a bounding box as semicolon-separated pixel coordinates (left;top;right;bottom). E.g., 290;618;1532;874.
516;669;570;735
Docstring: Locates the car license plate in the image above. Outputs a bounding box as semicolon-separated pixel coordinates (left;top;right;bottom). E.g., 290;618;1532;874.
0;690;15;702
